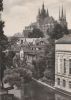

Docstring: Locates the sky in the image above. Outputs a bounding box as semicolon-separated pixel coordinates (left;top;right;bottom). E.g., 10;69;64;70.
2;0;71;36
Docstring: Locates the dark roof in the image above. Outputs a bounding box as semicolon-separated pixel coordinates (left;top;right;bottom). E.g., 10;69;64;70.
56;34;71;44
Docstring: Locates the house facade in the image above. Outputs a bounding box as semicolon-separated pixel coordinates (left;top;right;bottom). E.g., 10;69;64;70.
55;35;71;93
19;38;48;64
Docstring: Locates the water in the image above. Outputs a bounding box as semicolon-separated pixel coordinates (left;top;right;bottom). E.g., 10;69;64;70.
0;80;71;100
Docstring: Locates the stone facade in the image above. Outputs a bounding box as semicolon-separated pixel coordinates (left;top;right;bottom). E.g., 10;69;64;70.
55;36;71;93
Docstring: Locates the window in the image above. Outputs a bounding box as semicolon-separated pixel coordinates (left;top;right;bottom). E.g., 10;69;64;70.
69;59;71;74
21;40;23;44
58;57;61;73
69;81;71;88
64;59;66;74
57;78;60;85
63;80;66;87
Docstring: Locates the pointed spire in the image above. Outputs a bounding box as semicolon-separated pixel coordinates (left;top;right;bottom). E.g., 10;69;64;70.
61;4;64;18
41;2;46;18
64;8;66;20
59;6;60;20
46;8;49;16
42;2;44;10
38;8;41;16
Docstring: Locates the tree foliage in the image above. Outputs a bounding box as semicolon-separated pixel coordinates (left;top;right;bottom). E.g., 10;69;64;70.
4;67;32;88
0;0;3;11
47;23;69;40
9;36;19;45
5;51;15;68
0;0;8;87
43;38;55;82
32;57;47;79
28;28;44;38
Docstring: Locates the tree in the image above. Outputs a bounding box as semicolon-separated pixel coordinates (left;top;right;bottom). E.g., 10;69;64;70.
42;38;55;84
3;67;32;88
5;51;15;68
28;28;44;38
9;36;19;45
47;23;69;40
0;0;3;11
0;0;8;88
32;57;47;79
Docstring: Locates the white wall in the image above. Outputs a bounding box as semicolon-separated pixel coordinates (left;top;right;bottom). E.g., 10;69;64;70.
56;44;71;51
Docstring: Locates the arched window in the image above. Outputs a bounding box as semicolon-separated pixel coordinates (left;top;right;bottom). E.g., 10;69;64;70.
58;57;61;73
64;59;66;74
63;80;66;87
69;59;71;74
57;78;60;85
69;81;71;88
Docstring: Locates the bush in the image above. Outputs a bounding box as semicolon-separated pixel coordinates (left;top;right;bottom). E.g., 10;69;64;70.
4;67;32;88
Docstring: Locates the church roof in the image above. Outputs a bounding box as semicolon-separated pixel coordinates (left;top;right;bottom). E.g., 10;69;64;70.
39;16;56;25
44;17;55;24
56;34;71;44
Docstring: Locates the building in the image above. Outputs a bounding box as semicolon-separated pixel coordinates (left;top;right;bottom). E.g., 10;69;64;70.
19;38;49;64
23;3;57;38
55;34;71;93
23;3;67;38
36;3;56;37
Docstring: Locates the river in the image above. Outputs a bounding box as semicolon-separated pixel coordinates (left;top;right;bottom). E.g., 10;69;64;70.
0;80;71;100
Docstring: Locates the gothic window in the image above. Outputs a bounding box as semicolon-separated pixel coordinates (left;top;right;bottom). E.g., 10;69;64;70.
69;81;71;89
63;80;66;87
57;78;60;85
64;59;66;74
69;59;71;74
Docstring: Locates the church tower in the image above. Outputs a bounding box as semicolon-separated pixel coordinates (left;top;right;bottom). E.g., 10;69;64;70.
37;3;47;22
59;5;67;28
40;3;47;19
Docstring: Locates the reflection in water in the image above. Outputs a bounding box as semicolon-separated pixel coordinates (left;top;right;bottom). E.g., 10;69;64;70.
55;94;71;100
0;80;71;100
0;94;20;100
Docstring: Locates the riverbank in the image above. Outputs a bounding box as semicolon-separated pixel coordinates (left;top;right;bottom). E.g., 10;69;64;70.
32;78;55;90
32;78;71;97
0;88;8;95
0;78;71;97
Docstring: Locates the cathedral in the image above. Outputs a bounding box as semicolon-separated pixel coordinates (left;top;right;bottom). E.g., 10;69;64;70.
23;3;67;38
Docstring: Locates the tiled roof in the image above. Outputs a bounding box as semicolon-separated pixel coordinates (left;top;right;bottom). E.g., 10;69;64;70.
35;38;49;44
56;34;71;44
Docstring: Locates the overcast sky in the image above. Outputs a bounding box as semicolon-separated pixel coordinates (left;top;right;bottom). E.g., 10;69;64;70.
2;0;71;36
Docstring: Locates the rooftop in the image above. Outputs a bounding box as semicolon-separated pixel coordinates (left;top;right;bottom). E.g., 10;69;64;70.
56;34;71;44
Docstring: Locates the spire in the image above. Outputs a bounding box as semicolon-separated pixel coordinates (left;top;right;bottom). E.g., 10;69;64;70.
59;7;60;20
42;2;44;10
41;2;46;18
46;8;49;16
64;8;66;20
38;8;41;16
61;5;64;18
